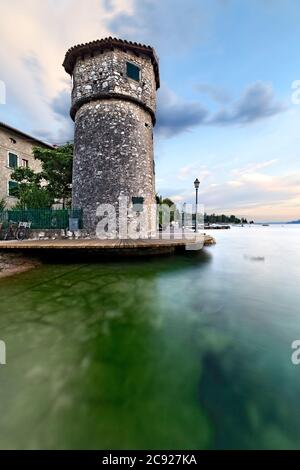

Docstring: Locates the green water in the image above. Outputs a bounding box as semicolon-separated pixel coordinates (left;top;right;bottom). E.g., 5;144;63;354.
0;225;300;449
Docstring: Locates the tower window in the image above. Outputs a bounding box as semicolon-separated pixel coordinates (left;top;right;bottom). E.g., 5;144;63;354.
126;62;140;82
132;196;144;212
8;152;18;168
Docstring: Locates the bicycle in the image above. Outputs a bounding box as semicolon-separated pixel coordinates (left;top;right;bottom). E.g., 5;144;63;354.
15;221;32;240
2;221;32;240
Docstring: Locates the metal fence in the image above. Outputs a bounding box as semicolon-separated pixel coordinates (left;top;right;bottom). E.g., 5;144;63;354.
0;209;83;230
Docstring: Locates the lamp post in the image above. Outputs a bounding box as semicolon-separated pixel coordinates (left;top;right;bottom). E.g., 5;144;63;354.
182;202;186;229
194;178;200;232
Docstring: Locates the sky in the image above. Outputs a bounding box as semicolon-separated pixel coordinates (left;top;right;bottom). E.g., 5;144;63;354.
1;0;300;221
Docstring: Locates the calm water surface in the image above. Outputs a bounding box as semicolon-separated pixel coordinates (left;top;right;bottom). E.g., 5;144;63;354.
0;225;300;449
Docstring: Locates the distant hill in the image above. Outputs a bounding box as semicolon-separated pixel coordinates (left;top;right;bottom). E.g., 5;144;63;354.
287;219;300;224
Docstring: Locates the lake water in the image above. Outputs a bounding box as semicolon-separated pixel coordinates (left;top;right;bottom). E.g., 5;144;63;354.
0;225;300;449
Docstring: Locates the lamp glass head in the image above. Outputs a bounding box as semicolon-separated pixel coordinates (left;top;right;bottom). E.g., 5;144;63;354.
194;178;200;189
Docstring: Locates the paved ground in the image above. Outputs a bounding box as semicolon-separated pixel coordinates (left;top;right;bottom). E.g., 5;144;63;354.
0;234;215;255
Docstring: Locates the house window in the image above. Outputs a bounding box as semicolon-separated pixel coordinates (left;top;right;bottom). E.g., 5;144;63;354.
21;159;29;168
8;181;19;196
8;152;18;168
126;62;140;82
132;196;144;212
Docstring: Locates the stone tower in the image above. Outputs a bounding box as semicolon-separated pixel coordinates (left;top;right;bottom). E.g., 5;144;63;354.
63;37;160;235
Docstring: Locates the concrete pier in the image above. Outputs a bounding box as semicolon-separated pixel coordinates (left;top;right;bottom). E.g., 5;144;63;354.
0;236;215;257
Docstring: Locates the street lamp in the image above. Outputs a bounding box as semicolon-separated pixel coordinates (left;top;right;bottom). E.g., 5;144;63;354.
181;202;186;232
194;178;200;232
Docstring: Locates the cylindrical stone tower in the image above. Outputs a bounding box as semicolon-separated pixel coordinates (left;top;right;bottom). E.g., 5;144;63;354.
63;37;160;235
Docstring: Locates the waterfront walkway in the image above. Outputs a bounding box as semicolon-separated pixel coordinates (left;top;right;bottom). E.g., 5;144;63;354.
0;235;215;257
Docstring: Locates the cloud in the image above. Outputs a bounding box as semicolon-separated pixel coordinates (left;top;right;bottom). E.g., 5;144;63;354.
158;153;300;221
210;82;286;125
33;87;74;144
51;88;71;120
155;82;287;138
202;171;300;221
196;83;231;104
108;0;214;54
0;0;288;149
177;164;211;181
0;0;132;142
164;162;300;221
232;158;279;176
156;85;208;137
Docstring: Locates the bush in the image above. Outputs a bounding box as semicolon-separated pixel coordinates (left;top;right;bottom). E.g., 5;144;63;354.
0;198;6;212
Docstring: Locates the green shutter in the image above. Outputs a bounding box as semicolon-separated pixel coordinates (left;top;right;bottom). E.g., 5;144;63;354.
126;62;140;82
8;181;19;196
8;153;18;168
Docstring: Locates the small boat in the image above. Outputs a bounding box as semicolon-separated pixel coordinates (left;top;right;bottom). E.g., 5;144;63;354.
262;224;269;227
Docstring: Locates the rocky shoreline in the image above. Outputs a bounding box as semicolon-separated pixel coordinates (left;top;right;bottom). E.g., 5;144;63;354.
0;252;41;279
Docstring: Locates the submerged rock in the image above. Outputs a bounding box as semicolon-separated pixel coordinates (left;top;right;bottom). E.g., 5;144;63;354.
0;252;40;279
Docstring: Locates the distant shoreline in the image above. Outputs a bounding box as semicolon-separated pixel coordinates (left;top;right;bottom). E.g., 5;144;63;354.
258;222;300;225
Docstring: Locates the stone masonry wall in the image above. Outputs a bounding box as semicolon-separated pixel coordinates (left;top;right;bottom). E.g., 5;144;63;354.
73;99;155;233
71;49;156;120
70;46;157;235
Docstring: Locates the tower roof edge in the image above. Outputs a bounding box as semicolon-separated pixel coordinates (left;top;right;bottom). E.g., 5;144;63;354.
63;37;160;89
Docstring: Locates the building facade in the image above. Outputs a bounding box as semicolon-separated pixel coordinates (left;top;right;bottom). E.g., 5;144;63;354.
0;122;53;208
63;37;160;235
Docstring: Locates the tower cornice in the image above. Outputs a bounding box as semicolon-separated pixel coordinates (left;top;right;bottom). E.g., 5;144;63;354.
70;92;156;124
63;37;160;89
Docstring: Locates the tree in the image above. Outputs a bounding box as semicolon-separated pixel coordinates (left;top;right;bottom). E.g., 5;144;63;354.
162;198;175;208
155;193;163;204
0;198;6;212
9;144;73;210
204;213;246;224
13;186;53;210
10;167;53;209
156;194;177;226
156;194;176;208
33;143;73;208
